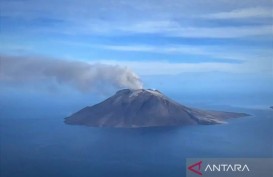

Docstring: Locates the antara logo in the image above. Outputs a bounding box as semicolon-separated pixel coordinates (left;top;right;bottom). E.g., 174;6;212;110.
187;161;250;176
188;161;203;176
204;164;250;172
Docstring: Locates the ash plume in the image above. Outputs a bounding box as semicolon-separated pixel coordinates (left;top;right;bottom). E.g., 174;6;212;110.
0;55;143;92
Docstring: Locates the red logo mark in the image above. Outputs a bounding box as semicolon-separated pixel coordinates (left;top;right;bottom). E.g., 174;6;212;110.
188;161;203;176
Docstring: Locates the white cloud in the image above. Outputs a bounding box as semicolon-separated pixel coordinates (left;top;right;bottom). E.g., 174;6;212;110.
204;7;273;19
99;44;207;55
1;0;272;38
64;20;272;38
171;26;272;38
97;44;272;62
118;22;273;38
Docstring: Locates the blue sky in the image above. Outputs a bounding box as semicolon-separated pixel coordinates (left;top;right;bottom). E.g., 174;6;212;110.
0;0;272;106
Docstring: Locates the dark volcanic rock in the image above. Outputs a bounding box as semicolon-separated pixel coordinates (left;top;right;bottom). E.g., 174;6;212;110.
65;89;249;128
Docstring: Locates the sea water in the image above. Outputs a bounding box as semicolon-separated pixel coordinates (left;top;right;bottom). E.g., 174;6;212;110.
1;106;272;177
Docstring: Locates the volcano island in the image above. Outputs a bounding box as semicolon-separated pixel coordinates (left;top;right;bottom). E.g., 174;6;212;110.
65;89;249;128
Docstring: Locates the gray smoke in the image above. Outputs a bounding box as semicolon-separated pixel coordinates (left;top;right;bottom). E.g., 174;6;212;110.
0;55;143;92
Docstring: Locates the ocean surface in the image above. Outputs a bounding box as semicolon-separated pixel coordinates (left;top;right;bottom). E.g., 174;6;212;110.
1;106;272;177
